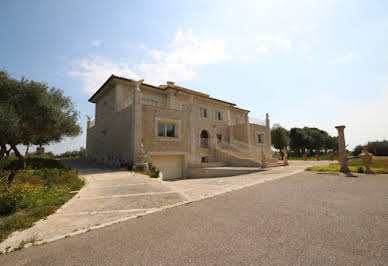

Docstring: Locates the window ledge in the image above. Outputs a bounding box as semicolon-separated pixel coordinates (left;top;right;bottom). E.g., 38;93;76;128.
156;136;181;142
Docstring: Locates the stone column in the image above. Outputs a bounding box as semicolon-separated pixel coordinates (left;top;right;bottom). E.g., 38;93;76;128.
265;113;272;157
335;125;350;173
131;79;144;166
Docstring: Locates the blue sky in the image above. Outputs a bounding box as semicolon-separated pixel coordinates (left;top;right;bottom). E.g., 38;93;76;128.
1;0;387;153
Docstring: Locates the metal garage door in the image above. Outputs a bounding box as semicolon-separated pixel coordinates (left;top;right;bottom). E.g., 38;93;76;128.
150;155;183;180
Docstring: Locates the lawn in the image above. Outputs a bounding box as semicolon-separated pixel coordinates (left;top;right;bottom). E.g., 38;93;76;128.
306;157;388;174
288;154;338;161
0;155;84;245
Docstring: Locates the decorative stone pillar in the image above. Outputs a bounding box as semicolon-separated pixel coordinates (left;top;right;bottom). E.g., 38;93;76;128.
282;147;288;166
335;125;350;173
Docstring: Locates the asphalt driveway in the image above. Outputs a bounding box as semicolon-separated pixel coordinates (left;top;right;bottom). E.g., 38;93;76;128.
1;171;387;265
0;160;329;252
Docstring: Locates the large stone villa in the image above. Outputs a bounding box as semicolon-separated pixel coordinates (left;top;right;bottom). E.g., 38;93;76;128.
86;75;274;180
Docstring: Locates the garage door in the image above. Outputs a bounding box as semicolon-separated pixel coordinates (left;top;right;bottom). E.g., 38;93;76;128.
150;155;184;180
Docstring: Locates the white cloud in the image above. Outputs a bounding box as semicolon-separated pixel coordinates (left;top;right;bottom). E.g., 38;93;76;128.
140;29;228;84
288;26;298;31
328;51;353;64
256;34;292;50
287;25;313;32
238;33;291;62
70;30;228;92
69;56;139;93
91;40;101;47
255;45;269;54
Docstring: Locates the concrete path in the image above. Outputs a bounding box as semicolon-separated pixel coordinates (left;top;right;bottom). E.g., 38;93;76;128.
1;171;387;265
0;160;328;252
163;160;330;201
0;169;187;252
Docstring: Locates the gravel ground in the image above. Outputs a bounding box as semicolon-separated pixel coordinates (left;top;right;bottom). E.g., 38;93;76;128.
1;171;387;265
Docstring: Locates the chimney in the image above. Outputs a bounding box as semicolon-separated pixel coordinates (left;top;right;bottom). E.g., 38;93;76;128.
167;81;175;87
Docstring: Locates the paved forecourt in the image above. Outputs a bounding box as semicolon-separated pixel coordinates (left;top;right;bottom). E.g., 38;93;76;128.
0;160;328;252
1;170;387;265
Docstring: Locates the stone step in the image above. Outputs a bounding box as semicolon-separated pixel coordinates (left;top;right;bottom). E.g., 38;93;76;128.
186;166;263;179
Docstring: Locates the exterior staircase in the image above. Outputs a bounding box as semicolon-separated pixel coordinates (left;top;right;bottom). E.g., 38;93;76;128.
186;165;263;178
186;140;283;179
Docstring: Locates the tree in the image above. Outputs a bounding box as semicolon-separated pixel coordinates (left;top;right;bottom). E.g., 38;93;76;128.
0;70;81;184
289;127;307;155
353;145;363;156
271;124;289;152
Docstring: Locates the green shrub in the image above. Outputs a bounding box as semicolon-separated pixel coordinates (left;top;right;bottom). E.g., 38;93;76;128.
357;166;364;173
0;155;63;171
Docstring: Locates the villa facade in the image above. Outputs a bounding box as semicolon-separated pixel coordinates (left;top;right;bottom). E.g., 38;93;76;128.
86;75;273;180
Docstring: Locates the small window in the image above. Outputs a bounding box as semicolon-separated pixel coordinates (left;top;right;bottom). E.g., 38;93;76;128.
166;124;175;137
215;111;222;121
201;156;208;163
216;134;222;143
158;123;166;137
158;122;176;137
256;134;263;143
230;117;237;125
200;108;207;118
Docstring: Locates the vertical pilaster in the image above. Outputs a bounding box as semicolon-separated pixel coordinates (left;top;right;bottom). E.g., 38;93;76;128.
189;96;197;163
131;79;144;164
245;114;251;152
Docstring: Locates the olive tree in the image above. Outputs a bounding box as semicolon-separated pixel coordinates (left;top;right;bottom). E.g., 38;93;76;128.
0;70;81;184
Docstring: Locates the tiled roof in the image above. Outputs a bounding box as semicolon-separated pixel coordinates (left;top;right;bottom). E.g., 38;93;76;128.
88;75;249;112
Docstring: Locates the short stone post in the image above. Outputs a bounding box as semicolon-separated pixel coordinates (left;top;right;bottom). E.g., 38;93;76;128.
335;125;350;173
282;147;288;166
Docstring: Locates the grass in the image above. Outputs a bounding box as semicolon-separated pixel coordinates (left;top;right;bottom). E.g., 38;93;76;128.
0;155;84;243
289;154;338;161
306;157;388;174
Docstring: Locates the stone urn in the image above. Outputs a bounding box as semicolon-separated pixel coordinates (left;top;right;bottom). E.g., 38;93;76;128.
315;154;320;161
329;154;334;161
360;150;374;174
303;154;307;161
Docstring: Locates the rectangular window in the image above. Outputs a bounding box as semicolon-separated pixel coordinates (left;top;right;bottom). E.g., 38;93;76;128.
215;111;222;121
158;122;175;138
230;117;237;125
200;108;207;118
158;123;166;137
256;134;263;143
216;134;222;143
166;124;175;137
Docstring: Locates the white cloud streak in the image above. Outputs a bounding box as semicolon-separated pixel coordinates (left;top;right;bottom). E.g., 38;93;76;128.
70;30;228;93
328;51;353;64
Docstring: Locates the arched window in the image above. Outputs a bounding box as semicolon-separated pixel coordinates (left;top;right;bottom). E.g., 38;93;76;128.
200;130;210;148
